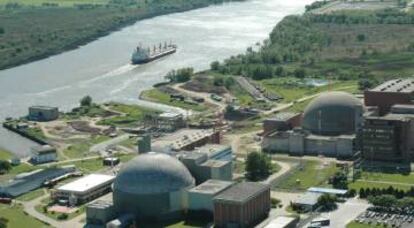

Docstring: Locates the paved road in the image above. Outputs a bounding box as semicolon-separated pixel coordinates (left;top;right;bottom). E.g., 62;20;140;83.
318;198;370;228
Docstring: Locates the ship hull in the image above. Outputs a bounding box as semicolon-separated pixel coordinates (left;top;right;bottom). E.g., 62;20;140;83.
131;48;176;65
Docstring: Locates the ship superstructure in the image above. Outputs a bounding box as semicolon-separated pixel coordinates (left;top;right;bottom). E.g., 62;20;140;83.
131;42;177;64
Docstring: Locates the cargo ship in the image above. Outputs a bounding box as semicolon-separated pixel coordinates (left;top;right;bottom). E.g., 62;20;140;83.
131;42;177;64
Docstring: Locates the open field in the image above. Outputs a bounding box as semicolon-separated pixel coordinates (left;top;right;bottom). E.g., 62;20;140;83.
0;204;50;228
141;88;207;112
274;160;337;191
346;221;378;228
63;135;109;158
349;171;414;191
0;148;12;160
97;103;158;127
349;180;412;191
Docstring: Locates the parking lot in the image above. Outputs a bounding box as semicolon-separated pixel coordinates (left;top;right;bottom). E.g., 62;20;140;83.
354;208;414;228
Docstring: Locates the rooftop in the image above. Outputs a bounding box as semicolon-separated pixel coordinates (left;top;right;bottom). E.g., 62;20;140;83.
308;187;348;195
189;180;234;195
31;145;56;154
294;192;321;206
201;159;229;168
30;106;58;110
264;216;298;228
214;182;269;203
57;174;115;193
152;129;215;152
266;112;300;122
371;78;414;93
159;112;183;118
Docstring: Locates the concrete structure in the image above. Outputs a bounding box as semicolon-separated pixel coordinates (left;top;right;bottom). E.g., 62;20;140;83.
152;129;221;154
214;182;270;228
191;144;233;161
363;113;414;162
263;112;302;135
180;152;232;185
293;192;321;212
137;134;151;153
262;92;363;158
153;112;186;132
53;174;115;206
30;145;57;164
302;91;364;136
112;152;195;221
365;78;414;115
86;200;116;225
188;180;234;213
28;106;59;121
307;187;348;196
264;216;299;228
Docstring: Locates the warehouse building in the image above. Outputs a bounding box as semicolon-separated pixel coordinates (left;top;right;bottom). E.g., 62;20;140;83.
30;145;57;164
0;166;76;198
214;182;271;228
188;180;234;213
53;174;115;206
262;92;363;158
364;78;414;115
28;106;59;121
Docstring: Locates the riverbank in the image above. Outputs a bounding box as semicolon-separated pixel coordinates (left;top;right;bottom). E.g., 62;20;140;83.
0;0;243;70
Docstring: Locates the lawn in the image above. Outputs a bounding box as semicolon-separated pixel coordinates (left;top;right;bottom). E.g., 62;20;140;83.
16;188;46;202
63;135;109;158
349;180;412;192
141;88;207;112
346;221;383;228
275;160;338;191
0;204;50;228
97;103;158;127
0;148;12;160
348;171;414;191
70;153;135;173
260;78;358;103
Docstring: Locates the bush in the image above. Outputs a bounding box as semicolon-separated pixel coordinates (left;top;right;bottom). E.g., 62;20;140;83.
57;213;68;220
271;198;281;208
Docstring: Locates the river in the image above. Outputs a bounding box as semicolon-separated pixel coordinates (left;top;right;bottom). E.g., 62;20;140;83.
0;0;313;157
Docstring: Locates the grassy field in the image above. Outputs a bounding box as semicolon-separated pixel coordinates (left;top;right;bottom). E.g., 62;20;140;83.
349;180;412;191
70;153;135;173
348;171;414;191
16;188;46;202
63;135;109;158
346;221;383;228
275;160;338;191
0;204;50;228
141;88;207;112
97;103;158;127
0;148;12;160
260;78;358;102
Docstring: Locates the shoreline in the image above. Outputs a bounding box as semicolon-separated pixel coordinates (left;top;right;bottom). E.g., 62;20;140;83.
0;0;244;71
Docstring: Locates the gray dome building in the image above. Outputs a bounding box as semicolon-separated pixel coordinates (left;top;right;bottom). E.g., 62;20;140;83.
302;91;364;136
113;152;195;220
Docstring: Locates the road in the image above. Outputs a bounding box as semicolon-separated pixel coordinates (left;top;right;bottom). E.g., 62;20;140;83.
89;134;131;156
171;83;228;112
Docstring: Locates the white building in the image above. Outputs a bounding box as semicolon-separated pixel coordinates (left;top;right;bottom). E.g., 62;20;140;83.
53;174;115;206
31;145;57;164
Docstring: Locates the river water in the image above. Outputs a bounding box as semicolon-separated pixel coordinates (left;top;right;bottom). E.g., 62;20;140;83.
0;0;313;157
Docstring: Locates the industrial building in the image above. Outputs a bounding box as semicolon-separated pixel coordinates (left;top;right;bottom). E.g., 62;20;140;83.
137;134;151;153
28;106;59;121
190;144;233;161
112;152;195;220
262;92;364;158
151;129;221;153
30;145;57;164
53;174;115;206
364;78;414;115
187;180;234;213
263;112;302;135
264;216;299;228
362;109;414;162
86;200;116;225
0;166;76;198
213;182;271;228
179;152;232;184
150;112;186;132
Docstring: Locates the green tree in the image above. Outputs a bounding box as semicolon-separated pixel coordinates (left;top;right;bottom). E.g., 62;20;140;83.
165;67;193;83
0;27;4;35
0;160;11;174
331;171;348;189
210;61;220;71
317;194;337;211
80;95;92;107
245;151;273;181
